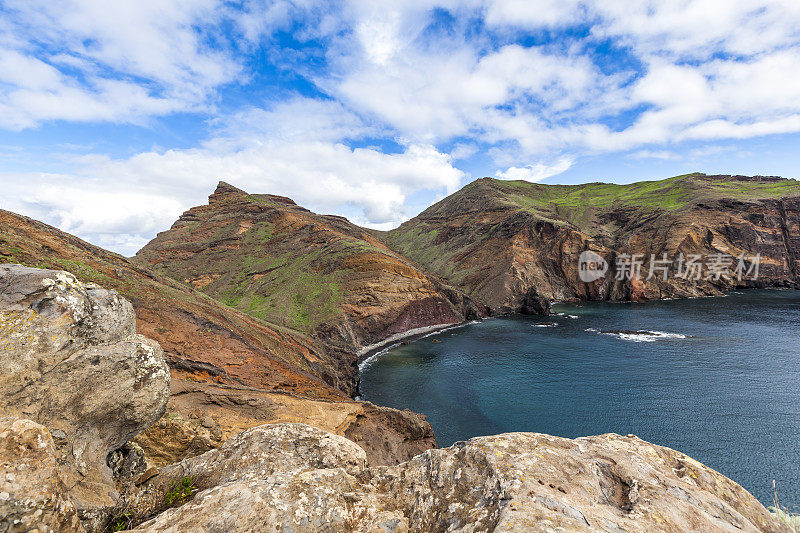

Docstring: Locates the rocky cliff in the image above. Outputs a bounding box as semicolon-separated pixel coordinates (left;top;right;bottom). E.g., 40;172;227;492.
0;208;354;394
387;174;800;306
0;215;437;468
135;182;485;354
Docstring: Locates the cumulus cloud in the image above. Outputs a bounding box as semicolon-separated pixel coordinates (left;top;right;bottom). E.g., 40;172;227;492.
314;0;800;161
1;172;185;256
0;98;465;254
0;0;241;129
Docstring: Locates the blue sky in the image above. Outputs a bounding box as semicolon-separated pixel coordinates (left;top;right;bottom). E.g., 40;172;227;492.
2;0;800;255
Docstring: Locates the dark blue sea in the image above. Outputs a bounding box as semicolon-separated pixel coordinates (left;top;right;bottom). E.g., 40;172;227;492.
359;290;800;507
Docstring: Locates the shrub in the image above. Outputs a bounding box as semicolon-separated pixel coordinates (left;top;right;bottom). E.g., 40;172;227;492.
164;475;196;507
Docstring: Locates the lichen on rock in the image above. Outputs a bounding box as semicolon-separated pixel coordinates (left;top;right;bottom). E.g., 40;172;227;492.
131;423;785;532
0;264;170;528
0;416;84;532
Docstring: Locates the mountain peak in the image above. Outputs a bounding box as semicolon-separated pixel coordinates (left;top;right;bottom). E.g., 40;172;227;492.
209;181;247;203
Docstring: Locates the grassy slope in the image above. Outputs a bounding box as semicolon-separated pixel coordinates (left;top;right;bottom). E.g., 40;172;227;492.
492;173;800;213
0;208;345;395
208;223;377;334
137;188;447;339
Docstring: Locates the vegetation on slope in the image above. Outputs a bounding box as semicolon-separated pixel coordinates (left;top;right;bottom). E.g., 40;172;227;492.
0;208;348;396
491;172;800;217
385;173;800;304
135;183;476;346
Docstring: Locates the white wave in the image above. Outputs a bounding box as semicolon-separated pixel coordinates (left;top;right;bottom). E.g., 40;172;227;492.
555;312;579;319
358;342;401;371
533;322;558;328
359;320;483;371
421;320;481;338
598;330;688;343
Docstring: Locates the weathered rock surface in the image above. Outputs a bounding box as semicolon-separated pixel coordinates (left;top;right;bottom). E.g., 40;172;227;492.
135;182;486;360
134;376;434;468
131;423;784;532
0;417;84;533
0;264;170;514
388;174;800;307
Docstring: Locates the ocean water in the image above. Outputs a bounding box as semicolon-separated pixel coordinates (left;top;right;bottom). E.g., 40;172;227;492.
359;290;800;507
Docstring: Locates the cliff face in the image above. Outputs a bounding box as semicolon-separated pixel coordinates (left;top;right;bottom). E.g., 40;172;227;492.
387;174;800;305
135;182;485;352
0;212;437;468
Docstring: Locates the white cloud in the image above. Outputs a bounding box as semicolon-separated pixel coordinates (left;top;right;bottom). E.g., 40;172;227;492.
330;37;607;160
483;0;583;28
4;0;800;255
495;158;573;182
82;139;463;224
0;173;185;256
628;150;681;161
314;0;800;161
0;97;466;254
210;97;382;146
0;0;241;129
450;143;479;160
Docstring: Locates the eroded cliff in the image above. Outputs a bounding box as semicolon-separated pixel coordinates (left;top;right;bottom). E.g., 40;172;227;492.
387;174;800;305
0;214;437;469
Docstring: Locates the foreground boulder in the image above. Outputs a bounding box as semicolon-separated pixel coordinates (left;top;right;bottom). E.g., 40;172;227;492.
131;423;783;532
0;264;169;518
0;417;84;532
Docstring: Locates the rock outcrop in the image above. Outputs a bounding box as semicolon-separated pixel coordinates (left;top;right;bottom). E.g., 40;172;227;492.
387;174;800;306
0;417;84;533
134;377;434;468
129;423;783;532
135;182;486;359
0;264;170;517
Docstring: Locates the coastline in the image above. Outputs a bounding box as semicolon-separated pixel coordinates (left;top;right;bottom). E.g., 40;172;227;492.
358;287;800;372
357;320;482;371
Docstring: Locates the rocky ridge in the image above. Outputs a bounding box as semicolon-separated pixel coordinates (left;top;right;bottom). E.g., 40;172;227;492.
128;423;783;532
135;181;487;355
387;174;800;306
